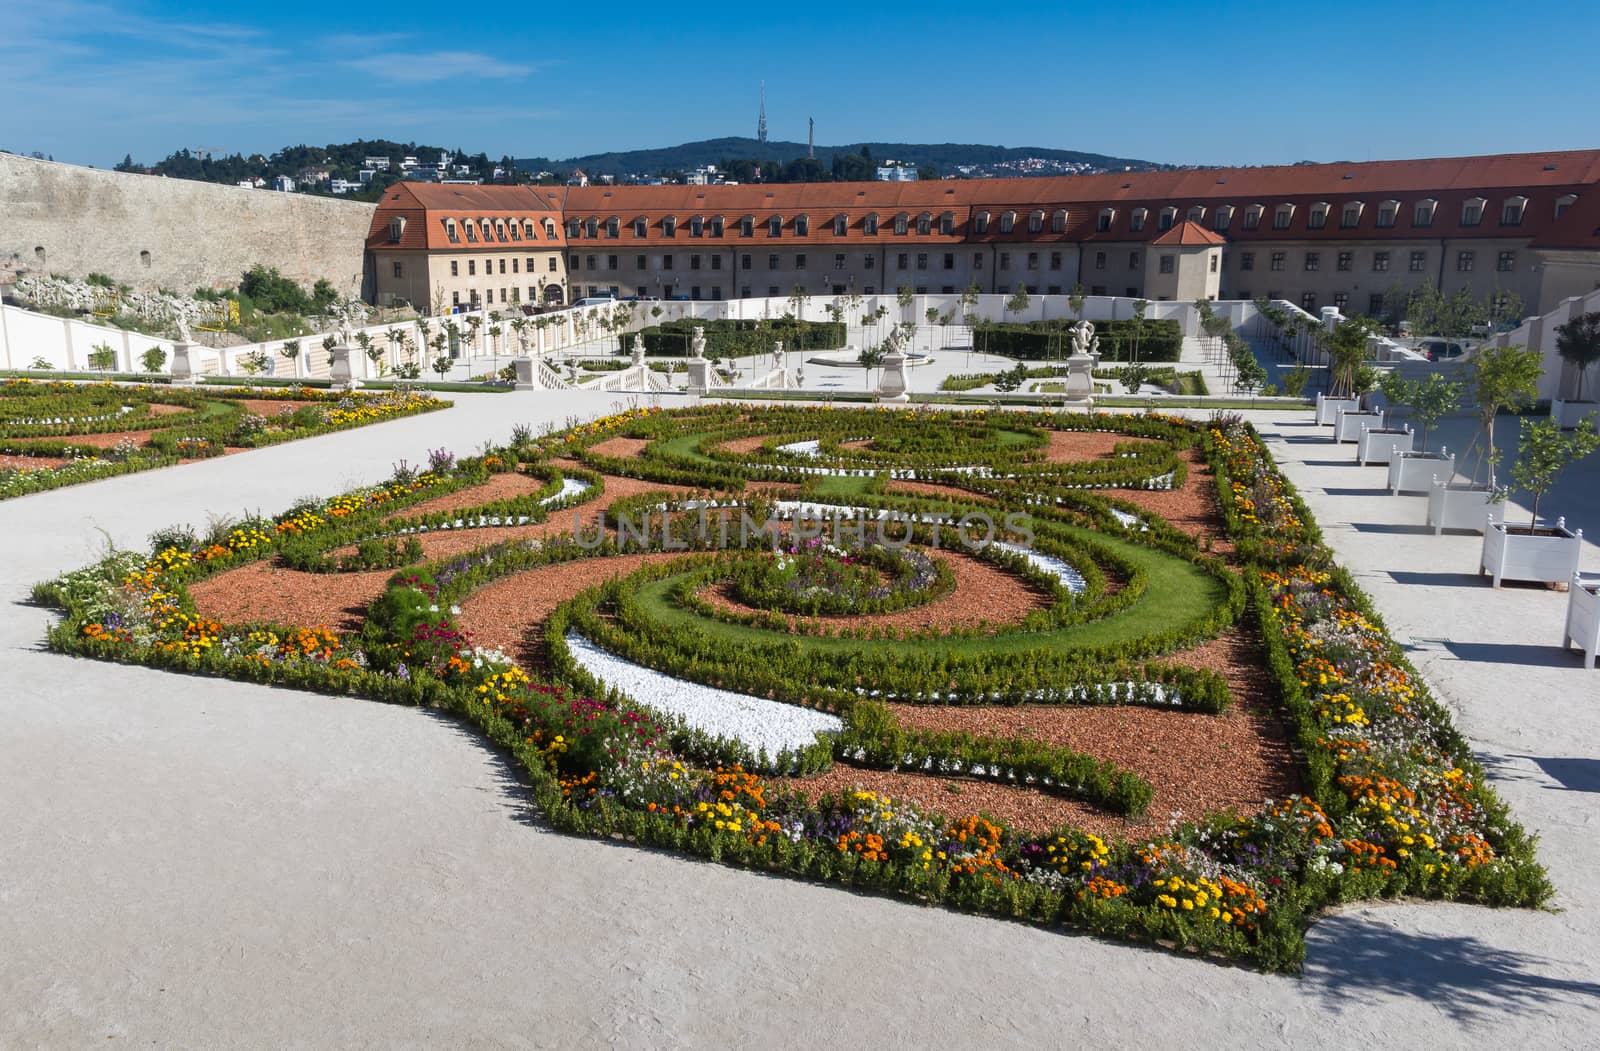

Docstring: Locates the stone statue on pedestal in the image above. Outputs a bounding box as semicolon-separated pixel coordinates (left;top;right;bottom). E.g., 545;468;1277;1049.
690;326;706;359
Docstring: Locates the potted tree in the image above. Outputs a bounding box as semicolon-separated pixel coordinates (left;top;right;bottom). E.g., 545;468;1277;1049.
1429;344;1541;534
1564;569;1600;668
1357;371;1415;465
1387;373;1463;493
1321;317;1376;430
1551;310;1600;431
1480;415;1598;587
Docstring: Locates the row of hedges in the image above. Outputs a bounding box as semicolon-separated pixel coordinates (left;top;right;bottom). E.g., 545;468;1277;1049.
624;318;846;358
977;319;1183;362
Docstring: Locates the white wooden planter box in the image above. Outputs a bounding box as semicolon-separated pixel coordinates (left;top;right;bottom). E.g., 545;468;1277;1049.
1358;426;1413;466
1427;481;1499;535
1480;518;1583;588
1551;399;1600;431
1564;573;1600;668
1316;394;1361;425
1335;409;1384;443
1389;449;1453;494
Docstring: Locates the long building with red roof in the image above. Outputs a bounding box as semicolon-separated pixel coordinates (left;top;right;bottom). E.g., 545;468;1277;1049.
366;149;1600;316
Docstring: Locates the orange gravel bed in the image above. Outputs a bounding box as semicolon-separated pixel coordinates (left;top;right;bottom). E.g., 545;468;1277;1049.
383;470;555;522
189;562;394;633
1104;449;1235;557
1044;430;1157;463
0;452;72;469
775;624;1295;839
693;547;1049;635
455;552;691;666
588;435;650;458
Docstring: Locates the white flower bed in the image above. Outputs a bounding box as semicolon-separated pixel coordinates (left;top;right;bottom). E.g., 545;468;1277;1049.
564;633;842;755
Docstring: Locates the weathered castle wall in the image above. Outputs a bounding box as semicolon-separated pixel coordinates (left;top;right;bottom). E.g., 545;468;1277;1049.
0;153;374;295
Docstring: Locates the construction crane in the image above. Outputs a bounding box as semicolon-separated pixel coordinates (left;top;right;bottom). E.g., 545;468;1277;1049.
190;146;225;159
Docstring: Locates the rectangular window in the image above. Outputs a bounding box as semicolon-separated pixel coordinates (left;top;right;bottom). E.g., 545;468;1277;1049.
1159;255;1174;274
1372;251;1390;272
1457;251;1475;272
529;286;536;301
1369;293;1385;315
1273;209;1292;230
768;254;779;270
1091;285;1106;296
607;255;618;271
1305;252;1320;272
1209;255;1218;273
1336;251;1352;272
636;254;647;270
450;260;459;276
767;285;779;296
1243;209;1261;231
974;254;984;270
511;258;518;274
999;252;1011;269
835;253;846;270
917;253;929;270
548;258;557;272
795;216;809;236
712;287;722;300
691;286;701;300
636;287;646;299
690;254;701;270
940;214;954;235
741;254;752;270
465;224;478;243
468;260;477;276
1333;291;1349;310
452;290;460;305
1496;250;1516;272
1128;252;1139;269
1096;213;1112;233
392;261;403;278
711;255;722;270
585;255;596;271
795;254;806;270
1049;252;1062;271
1095;251;1107;270
741;217;754;237
1025;252;1037;270
1269;252;1286;272
1301;291;1317;311
864;215;878;236
1130;212;1146;233
897;252;909;270
741;286;751;298
1409;251;1427;272
944;253;955;270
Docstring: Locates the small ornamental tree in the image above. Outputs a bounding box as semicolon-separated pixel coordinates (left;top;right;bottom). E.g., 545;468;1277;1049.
857;344;885;390
87;343;117;372
1407;373;1464;453
1068;284;1086;321
1507;415;1600;528
993;361;1028;393
1005;284;1030;324
1467;344;1543;489
431;355;453;384
1118;362;1150;394
1325;315;1377;397
140;345;168;374
1555;310;1600;402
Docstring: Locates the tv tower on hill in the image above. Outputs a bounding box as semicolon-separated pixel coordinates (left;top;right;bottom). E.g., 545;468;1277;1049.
758;82;768;147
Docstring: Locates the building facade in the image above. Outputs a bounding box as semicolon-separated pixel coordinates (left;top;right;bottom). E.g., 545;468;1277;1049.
367;149;1600;317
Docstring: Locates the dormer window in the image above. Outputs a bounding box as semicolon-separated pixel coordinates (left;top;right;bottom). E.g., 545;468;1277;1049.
1130;208;1147;233
1157;207;1177;231
999;210;1016;234
1027;210;1044;234
584;217;598;239
740;215;754;237
466;221;480;243
1051;209;1067;233
834;214;848;236
1307;202;1329;230
1413;198;1437;227
941;211;955;235
795;214;809;236
495;222;507;242
894;212;909;235
710;215;724;237
1182;205;1202;224
1213;205;1233;232
690;215;704;237
481;220;497;242
633;217;647;238
388;217;405;243
973;211;989;235
1376;200;1398;228
1242;204;1263;230
1097;207;1115;233
1500;195;1528;226
917;212;932;236
524;221;535;239
509;222;521;241
443;218;460;244
1272;203;1295;230
768;214;782;237
605;217;619;238
544;220;557;239
864;213;879;236
1462;197;1486;226
663;215;678;237
1556;194;1578;220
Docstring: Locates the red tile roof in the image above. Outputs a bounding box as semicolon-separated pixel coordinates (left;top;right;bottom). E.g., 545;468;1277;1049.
1151;220;1226;246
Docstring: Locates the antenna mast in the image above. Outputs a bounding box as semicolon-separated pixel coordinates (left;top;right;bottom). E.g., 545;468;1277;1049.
758;82;768;148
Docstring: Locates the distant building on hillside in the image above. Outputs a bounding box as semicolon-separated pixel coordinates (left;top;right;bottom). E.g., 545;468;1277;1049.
364;156;391;170
330;178;361;194
566;169;590;187
876;164;917;182
271;175;296;192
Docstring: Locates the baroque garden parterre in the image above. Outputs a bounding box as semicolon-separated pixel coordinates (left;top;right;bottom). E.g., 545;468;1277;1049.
0;378;446;500
36;403;1550;971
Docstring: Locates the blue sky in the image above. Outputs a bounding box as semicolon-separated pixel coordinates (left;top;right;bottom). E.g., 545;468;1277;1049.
4;0;1595;170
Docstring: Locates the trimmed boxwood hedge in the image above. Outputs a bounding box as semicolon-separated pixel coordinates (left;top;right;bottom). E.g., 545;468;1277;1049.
977;319;1183;362
625;318;846;358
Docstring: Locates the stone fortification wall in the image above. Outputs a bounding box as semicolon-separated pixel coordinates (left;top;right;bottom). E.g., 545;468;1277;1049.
0;153;374;296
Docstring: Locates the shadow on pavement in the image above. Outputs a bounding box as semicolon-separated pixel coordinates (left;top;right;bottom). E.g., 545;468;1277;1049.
1302;459;1361;468
1508;754;1600;794
1389;571;1488;588
1443;640;1578;668
1304;916;1600;1020
1351;523;1434;536
1322;487;1392;497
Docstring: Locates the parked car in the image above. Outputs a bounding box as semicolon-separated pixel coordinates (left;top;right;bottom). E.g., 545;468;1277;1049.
1420;339;1466;362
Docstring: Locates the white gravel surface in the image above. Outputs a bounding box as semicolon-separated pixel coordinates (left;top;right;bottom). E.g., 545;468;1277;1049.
563;632;842;755
989;540;1087;593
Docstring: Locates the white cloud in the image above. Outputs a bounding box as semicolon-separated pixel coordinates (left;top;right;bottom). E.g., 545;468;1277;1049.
341;50;534;83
